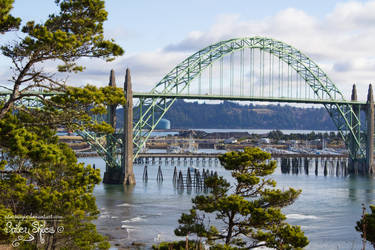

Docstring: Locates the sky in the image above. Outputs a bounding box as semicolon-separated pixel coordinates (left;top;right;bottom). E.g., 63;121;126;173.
1;0;375;101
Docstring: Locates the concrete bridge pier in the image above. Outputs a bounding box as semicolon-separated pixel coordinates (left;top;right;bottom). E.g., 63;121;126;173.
348;84;365;174
366;84;374;174
123;68;136;185
103;70;125;184
349;84;358;173
348;84;375;174
103;69;136;185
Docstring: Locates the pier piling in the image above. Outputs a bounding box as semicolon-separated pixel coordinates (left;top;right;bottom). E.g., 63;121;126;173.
143;165;148;182
156;165;163;182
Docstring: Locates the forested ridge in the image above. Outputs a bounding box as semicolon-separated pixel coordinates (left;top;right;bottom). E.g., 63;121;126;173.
118;100;336;130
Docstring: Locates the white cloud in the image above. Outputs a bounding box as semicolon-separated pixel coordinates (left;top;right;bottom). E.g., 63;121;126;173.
112;1;375;101
58;50;188;92
116;51;188;91
327;1;375;30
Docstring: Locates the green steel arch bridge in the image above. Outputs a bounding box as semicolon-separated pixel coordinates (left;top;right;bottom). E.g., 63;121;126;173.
1;37;374;184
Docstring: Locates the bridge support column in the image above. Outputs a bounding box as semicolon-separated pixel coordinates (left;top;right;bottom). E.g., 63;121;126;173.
366;84;374;174
349;84;362;174
123;68;136;185
103;70;124;184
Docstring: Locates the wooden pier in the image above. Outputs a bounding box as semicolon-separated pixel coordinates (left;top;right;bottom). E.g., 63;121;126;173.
136;152;347;160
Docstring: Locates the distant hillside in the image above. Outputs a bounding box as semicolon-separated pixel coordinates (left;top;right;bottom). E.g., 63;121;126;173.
163;101;335;130
116;101;337;130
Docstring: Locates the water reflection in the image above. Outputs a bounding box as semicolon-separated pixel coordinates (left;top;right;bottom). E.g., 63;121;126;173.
123;183;135;195
348;175;375;203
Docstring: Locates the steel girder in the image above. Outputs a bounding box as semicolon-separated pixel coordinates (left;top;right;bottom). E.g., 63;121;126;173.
132;37;365;159
77;131;122;168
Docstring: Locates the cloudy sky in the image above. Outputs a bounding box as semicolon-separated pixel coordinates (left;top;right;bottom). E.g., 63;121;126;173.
1;0;375;101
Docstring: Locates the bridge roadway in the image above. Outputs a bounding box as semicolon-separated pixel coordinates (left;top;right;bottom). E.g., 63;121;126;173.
0;91;367;105
137;152;348;159
132;92;366;105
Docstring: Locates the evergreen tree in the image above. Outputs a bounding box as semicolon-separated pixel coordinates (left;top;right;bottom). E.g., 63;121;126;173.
0;0;20;33
0;0;124;119
0;109;115;249
356;204;375;248
175;147;309;249
0;0;125;249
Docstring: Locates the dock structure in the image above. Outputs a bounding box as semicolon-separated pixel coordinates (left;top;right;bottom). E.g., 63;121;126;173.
134;152;348;166
136;154;350;178
280;157;348;177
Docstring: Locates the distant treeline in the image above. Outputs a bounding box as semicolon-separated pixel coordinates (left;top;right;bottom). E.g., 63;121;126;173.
267;130;341;141
163;101;336;130
116;100;342;130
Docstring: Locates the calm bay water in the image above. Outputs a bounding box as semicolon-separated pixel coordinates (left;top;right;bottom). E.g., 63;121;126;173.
82;156;375;249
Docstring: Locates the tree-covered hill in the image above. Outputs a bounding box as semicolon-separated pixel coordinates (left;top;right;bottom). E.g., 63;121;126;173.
117;100;337;130
164;101;335;129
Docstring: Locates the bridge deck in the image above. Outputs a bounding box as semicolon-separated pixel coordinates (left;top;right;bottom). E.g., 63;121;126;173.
133;92;366;105
0;90;366;105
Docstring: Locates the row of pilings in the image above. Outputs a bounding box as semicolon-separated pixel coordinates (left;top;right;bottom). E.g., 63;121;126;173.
280;157;348;177
173;167;218;192
142;165;164;182
142;157;349;186
135;157;220;166
141;164;218;193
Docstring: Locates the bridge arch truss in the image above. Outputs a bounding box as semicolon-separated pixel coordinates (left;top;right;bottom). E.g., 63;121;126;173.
132;37;365;160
